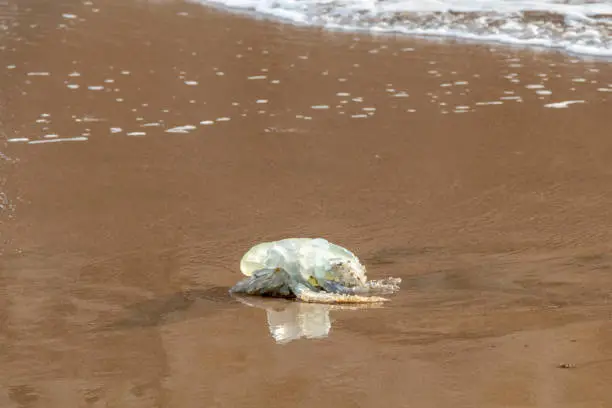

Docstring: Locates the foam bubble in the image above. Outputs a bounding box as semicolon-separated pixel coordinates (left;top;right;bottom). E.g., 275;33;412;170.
544;100;585;108
29;137;87;144
476;101;504;106
166;125;197;133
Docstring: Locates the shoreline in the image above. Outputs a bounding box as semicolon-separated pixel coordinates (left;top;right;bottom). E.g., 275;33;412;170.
188;1;612;60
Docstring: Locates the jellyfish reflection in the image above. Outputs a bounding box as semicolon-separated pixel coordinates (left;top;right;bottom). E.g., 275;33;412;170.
232;295;381;344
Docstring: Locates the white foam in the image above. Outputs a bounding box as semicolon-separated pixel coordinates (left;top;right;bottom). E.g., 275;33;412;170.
189;0;612;57
27;72;50;76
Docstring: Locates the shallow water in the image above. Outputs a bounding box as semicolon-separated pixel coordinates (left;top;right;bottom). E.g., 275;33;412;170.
2;0;611;145
2;0;612;407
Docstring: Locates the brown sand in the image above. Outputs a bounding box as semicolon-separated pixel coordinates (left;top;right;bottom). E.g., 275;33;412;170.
2;0;612;406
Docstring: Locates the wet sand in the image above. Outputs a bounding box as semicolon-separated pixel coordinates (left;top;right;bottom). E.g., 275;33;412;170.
2;0;612;406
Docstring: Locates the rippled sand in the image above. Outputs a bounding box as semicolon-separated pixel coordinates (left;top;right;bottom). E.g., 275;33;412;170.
1;0;612;407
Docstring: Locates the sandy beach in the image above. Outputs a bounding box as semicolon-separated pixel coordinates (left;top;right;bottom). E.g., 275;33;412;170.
1;0;612;406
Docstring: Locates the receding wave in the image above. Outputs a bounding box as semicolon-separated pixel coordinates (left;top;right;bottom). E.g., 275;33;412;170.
190;0;612;57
